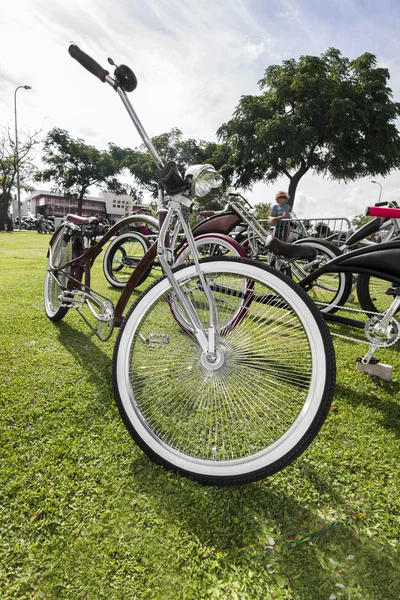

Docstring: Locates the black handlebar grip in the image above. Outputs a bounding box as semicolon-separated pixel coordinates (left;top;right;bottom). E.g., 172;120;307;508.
68;44;109;83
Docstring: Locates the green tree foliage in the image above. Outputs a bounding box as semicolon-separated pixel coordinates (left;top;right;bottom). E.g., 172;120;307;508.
218;48;400;208
352;213;373;229
36;128;132;215
253;202;271;220
122;128;231;210
0;127;39;230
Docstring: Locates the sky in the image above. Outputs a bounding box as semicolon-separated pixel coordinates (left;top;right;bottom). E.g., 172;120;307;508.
1;0;400;221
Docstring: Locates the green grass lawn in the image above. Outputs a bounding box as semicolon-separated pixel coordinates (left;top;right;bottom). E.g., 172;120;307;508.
1;231;399;600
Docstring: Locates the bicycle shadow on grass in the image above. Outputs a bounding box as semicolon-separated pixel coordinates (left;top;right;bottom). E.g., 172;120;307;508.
126;452;400;598
50;313;400;596
54;320;115;406
335;381;400;438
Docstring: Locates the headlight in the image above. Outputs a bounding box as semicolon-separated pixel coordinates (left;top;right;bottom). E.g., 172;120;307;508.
185;164;223;198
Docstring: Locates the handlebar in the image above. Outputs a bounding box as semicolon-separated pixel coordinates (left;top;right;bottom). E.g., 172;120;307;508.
68;43;164;170
228;193;252;209
68;44;109;83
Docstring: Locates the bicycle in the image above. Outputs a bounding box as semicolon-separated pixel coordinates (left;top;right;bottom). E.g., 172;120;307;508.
338;201;400;314
202;194;352;314
103;192;348;314
44;44;336;485
295;208;400;376
102;213;246;289
264;200;400;317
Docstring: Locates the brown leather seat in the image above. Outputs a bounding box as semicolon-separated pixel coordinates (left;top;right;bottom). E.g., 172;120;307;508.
66;214;99;226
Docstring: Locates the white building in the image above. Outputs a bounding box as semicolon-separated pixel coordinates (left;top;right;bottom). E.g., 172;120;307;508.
16;190;152;224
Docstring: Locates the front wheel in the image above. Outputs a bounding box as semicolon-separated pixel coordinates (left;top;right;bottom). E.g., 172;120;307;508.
44;225;73;321
113;257;336;486
172;234;249;335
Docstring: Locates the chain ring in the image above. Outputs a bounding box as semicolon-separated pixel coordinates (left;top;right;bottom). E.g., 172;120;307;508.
364;316;400;347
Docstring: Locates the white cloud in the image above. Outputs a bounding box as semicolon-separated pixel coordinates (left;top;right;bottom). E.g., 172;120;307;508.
1;0;400;220
242;39;267;61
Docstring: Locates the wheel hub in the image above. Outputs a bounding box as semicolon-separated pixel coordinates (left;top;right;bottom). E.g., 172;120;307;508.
201;346;226;371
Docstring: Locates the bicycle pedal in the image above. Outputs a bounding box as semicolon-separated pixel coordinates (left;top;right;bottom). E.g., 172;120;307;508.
356;357;380;364
356;360;392;381
139;333;170;346
62;293;82;305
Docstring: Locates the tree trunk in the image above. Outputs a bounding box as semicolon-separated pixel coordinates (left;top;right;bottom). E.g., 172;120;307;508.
287;165;309;210
77;189;85;216
6;213;13;231
0;199;13;231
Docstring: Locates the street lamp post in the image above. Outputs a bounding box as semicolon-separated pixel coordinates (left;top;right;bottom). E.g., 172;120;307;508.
14;85;31;229
371;180;382;203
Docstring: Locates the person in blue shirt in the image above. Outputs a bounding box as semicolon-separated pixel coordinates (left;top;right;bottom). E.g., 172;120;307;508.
269;191;291;240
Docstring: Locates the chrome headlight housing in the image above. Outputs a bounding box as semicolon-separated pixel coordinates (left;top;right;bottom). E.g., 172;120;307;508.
185;164;223;198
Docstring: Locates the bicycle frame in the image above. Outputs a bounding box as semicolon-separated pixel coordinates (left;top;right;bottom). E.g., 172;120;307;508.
47;213;157;317
191;194;273;255
47;66;224;355
300;238;400;326
104;192;332;298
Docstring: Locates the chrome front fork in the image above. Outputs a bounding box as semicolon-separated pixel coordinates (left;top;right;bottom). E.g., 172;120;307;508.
157;196;217;357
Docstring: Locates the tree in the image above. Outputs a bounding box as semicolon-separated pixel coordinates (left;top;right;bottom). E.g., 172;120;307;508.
351;213;373;229
253;202;271;220
218;48;400;208
36;128;132;216
0;127;40;230
123;128;231;210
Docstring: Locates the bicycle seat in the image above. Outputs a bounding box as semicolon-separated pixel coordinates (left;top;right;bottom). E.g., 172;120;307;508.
66;214;99;226
265;236;317;259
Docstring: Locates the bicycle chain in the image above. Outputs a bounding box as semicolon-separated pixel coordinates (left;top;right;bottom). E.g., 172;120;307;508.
314;301;381;316
330;331;371;346
314;301;400;348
